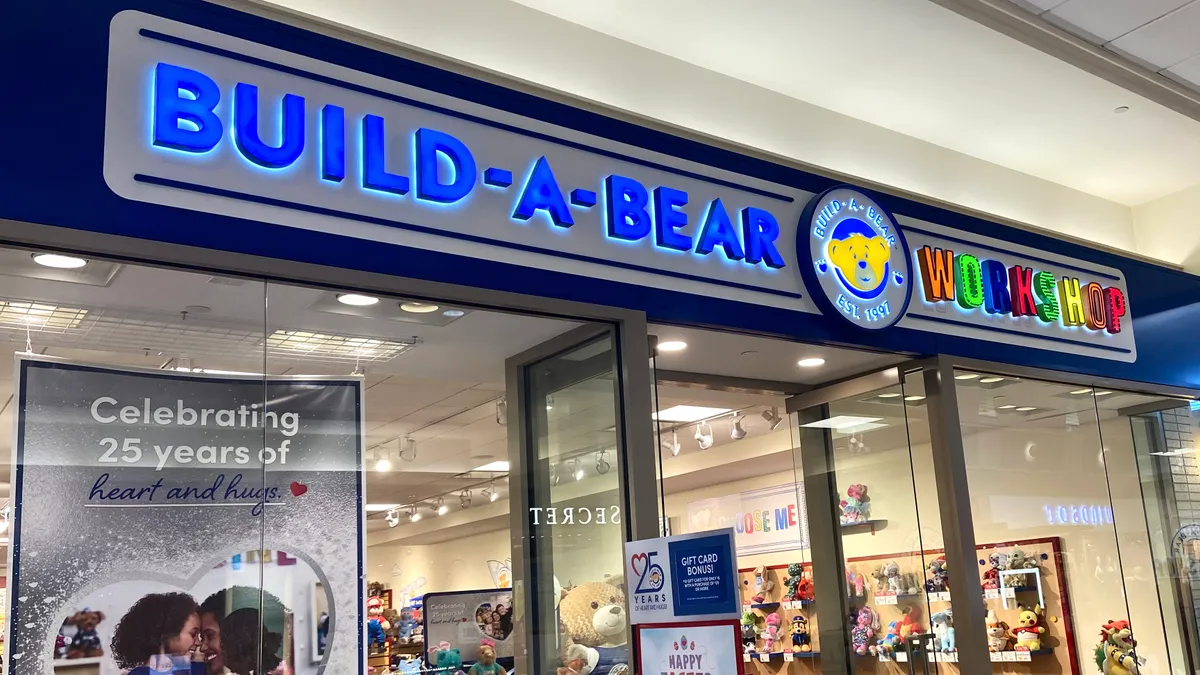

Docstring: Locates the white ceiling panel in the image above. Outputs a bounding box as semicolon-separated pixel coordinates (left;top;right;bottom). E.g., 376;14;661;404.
1015;0;1069;11
1166;51;1200;89
1107;1;1200;69
1046;0;1195;44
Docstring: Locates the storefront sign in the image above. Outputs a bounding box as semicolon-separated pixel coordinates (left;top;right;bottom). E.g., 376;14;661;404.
624;530;739;624
635;622;740;675
104;12;812;314
800;187;1136;361
423;590;515;666
686;484;809;556
7;358;363;675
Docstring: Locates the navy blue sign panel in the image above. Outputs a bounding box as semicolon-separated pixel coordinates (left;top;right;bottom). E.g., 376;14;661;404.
667;533;739;617
2;0;1200;389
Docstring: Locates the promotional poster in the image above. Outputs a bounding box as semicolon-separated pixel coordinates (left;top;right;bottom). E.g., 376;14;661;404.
423;590;515;665
686;484;809;557
635;622;740;675
625;530;739;625
6;358;364;675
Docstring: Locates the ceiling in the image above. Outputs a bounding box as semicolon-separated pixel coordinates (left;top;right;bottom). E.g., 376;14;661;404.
1001;0;1200;92
257;0;1200;210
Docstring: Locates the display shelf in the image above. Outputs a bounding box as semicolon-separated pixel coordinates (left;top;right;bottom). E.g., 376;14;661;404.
749;602;779;609
840;519;887;535
745;651;820;659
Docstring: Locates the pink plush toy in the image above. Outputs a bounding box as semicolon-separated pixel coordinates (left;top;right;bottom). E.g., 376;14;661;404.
761;613;782;653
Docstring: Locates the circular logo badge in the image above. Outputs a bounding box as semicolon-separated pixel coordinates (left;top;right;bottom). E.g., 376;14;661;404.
798;186;911;330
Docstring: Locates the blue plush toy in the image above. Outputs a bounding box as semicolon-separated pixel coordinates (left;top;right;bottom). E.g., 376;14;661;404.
397;608;418;639
430;642;465;675
931;610;955;653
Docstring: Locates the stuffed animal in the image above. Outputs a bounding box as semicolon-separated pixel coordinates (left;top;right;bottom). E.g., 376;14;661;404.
429;641;465;675
883;561;903;594
395;607;418;642
559;580;627;648
790;615;812;653
925;557;949;593
986;610;1010;652
740;611;759;653
876;621;902;657
761;613;781;653
784;563;805;600
1011;604;1046;651
851;607;879;656
846;570;865;598
1095;619;1140;675
66;609;105;659
367;597;391;654
796;570;815;602
751;565;774;603
981;552;1004;590
1007;550;1039;587
931;609;955;653
871;567;888;594
895;606;923;643
839;484;870;523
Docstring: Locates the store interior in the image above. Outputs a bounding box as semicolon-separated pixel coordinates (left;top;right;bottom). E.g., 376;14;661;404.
0;244;1195;675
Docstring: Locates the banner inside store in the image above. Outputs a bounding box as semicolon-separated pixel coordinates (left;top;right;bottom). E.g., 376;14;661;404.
6;358;363;675
686;484;809;556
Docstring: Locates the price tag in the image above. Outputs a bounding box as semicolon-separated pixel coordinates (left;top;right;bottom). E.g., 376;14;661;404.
1017;651;1032;662
743;653;752;663
743;604;752;613
1003;651;1018;662
759;653;771;663
782;601;793;610
984;589;1000;600
875;594;898;605
896;652;908;663
933;592;947;602
878;655;889;663
933;653;944;663
949;653;959;662
783;652;794;663
1002;587;1017;598
990;652;1003;662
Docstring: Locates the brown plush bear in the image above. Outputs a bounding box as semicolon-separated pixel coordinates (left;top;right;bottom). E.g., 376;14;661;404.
558;579;626;648
67;609;105;659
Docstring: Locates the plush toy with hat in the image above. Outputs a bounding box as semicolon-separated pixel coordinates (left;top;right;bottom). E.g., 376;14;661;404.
367;596;391;654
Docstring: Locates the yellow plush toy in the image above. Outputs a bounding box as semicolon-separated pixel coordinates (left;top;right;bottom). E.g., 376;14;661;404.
826;229;890;296
1010;604;1046;651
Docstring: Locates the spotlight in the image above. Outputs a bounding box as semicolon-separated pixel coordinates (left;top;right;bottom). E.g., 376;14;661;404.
435;498;448;516
409;506;422;523
695;421;714;450
596;450;611;474
730;412;748;440
573;459;585;481
761;407;784;431
664;430;681;457
546;394;555;411
484;482;500;502
385;509;400;528
460;490;473;509
399;436;417;462
373;449;392;473
496;398;507;426
552;464;562;486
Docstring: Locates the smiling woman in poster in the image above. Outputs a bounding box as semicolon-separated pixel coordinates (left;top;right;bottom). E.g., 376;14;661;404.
110;592;207;675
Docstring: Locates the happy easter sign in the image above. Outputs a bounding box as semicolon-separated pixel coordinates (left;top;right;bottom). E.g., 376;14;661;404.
6;357;364;675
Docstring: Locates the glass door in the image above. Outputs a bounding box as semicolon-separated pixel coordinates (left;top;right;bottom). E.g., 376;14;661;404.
787;368;946;675
506;325;631;675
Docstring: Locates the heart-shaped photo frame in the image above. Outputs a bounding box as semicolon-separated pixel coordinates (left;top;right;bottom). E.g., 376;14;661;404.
472;596;514;642
48;550;334;675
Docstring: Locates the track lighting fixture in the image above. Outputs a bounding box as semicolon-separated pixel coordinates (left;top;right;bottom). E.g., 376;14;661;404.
484;482;500;503
596;449;611;474
399;436;417;462
665;430;681;457
373;448;392;473
573;458;585;481
460;490;473;509
409;505;422;523
385;509;400;528
434;497;448;516
546;394;555;411
695;421;714;449
762;407;784;431
496;397;507;426
730;412;748;440
552;463;562;486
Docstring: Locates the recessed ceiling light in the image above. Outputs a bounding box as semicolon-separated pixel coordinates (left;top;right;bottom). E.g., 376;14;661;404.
32;253;87;269
473;461;511;472
653;405;732;423
337;293;379;306
797;357;826;368
801;415;882;430
998;405;1017;410
1095;390;1113;396
443;309;466;317
877;393;902;399
979;376;1005;384
400;302;440;313
1069;388;1092;395
904;395;926;402
657;340;688;352
1016;407;1036;412
954;373;980;380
